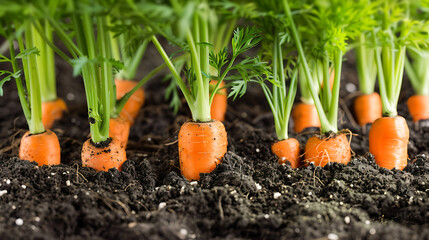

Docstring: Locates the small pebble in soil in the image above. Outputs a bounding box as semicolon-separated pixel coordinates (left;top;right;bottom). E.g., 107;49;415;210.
255;183;262;190
6;179;10;184
66;93;75;101
327;233;339;240
346;83;356;92
344;216;350;224
255;148;260;153
369;228;376;235
179;229;188;239
230;190;237;195
66;180;71;186
73;195;78;199
0;190;7;196
15;218;23;226
365;220;370;225
12;205;16;209
273;192;281;199
264;214;269;219
158;202;167;210
34;217;40;222
308;192;312;196
190;181;197;186
21;185;26;189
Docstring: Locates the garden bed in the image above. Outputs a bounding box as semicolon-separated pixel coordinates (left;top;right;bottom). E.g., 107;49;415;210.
1;54;429;240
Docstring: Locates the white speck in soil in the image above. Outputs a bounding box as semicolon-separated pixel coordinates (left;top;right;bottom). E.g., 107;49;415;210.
21;185;26;189
329;194;333;199
350;184;353;188
230;190;237;195
308;192;312;196
147;137;152;141
190;181;197;186
365;220;370;225
30;225;37;231
0;190;7;196
179;229;188;239
34;217;40;222
255;148;260;153
189;233;196;239
255;183;262;190
15;218;23;226
369;228;376;235
339;201;344;205
317;214;322;219
344;216;350;224
287;175;291;178
264;214;269;219
66;180;71;186
12;205;16;209
273;192;281;199
85;192;89;196
6;179;10;184
167;185;171;190
51;173;56;176
158;202;167;210
345;83;356;92
73;195;78;199
180;186;185;194
128;222;137;228
66;93;75;101
328;233;339;240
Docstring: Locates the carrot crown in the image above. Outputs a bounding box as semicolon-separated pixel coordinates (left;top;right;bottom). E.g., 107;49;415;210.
0;5;47;135
372;0;429;117
283;0;374;134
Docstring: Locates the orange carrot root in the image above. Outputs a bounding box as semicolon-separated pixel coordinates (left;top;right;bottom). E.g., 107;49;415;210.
42;98;67;129
81;137;127;171
354;92;382;126
19;129;61;166
369;116;409;170
109;116;131;146
304;133;351;167
115;79;145;124
178;120;228;181
210;80;227;122
292;103;321;132
271;138;301;168
407;95;429;123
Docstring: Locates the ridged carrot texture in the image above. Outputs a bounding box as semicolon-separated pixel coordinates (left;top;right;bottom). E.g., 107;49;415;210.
42;98;67;129
292;103;321;132
354;92;382;126
271;138;301;168
304;133;351;167
210;80;227;122
19;130;61;166
407;95;429;123
179;120;228;181
82;137;127;171
115;79;145;124
369;116;409;170
109;116;131;146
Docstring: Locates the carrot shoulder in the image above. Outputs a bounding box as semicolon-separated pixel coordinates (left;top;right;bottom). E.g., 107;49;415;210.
115;79;145;124
292;103;321;132
210;80;227;122
407;95;429;123
271;138;301;168
354;92;382;126
42;98;67;129
109;116;131;146
369;116;409;170
178;120;227;181
19;129;61;166
304;133;351;167
81;137;127;171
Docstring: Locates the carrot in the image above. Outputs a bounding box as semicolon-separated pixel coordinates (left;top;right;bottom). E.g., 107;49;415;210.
369;116;409;170
178;120;227;181
42;98;67;129
210;80;227;121
292;103;321;132
109;116;131;146
354;92;382;126
19;130;61;166
320;68;335;90
407;95;429;123
81;137;127;171
271;138;301;168
304;133;351;167
115;79;145;124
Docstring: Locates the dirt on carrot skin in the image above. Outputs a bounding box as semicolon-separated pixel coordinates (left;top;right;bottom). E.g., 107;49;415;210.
1;53;429;240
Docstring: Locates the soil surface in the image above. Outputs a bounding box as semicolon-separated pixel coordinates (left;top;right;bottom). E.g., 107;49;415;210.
1;51;429;240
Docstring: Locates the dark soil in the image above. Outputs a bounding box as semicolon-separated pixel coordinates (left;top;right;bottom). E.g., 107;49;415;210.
1;51;429;240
